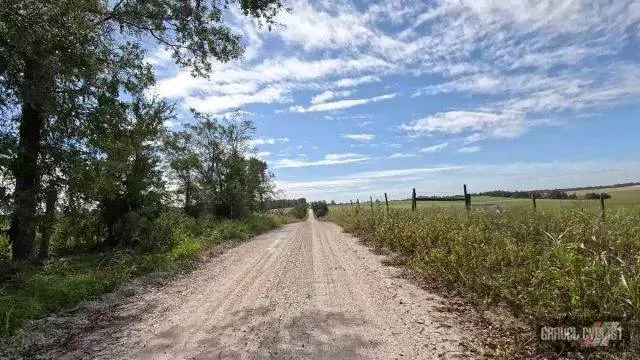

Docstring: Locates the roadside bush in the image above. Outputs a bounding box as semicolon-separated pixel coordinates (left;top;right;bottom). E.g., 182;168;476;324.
288;202;308;219
0;213;285;340
311;201;329;217
51;212;105;254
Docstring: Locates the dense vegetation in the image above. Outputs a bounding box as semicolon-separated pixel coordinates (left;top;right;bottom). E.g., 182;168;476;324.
327;205;640;355
288;201;309;220
266;198;308;211
0;213;293;339
584;192;612;200
0;0;287;339
310;201;329;217
0;0;284;263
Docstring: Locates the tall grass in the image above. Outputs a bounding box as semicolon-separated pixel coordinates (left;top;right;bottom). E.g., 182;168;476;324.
0;213;294;340
327;206;640;351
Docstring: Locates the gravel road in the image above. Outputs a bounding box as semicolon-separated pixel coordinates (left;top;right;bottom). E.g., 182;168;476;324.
56;210;476;359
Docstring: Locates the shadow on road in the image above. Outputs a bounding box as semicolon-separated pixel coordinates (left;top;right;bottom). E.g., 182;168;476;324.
137;305;380;359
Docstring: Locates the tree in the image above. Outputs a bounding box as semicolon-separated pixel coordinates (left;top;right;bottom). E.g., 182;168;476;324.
91;96;170;247
0;0;284;261
164;130;201;216
171;110;265;218
246;158;271;212
311;201;329;218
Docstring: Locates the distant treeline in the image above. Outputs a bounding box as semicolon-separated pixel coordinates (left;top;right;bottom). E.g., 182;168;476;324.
475;190;579;199
553;182;640;192
265;198;307;210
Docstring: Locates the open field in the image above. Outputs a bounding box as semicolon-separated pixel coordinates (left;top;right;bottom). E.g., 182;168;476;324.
331;185;640;212
325;188;640;357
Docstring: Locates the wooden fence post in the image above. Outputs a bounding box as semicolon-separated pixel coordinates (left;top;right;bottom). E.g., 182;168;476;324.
357;199;360;209
463;184;470;211
384;192;389;213
412;188;416;211
532;193;537;211
370;196;374;212
600;194;606;221
350;200;353;207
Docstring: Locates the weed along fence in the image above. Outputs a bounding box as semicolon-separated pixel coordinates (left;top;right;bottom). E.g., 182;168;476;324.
344;183;610;220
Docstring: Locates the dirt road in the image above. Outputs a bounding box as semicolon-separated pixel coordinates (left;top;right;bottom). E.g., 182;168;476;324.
54;210;475;359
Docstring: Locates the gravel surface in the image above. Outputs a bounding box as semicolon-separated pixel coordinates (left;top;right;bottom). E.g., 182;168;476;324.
36;210;478;359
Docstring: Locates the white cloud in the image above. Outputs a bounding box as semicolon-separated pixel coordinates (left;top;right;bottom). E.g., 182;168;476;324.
148;0;640;154
335;75;381;88
419;142;448;153
458;146;481;153
248;137;289;146
290;93;397;113
256;151;271;158
274;153;371;168
401;111;528;140
184;85;289;114
341;133;375;142
311;90;353;104
388;152;415;158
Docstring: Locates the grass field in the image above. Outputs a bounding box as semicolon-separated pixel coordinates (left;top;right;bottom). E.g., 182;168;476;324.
331;185;640;213
326;185;640;356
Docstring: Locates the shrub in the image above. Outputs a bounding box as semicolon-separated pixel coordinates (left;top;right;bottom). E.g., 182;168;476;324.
584;192;612;200
0;212;284;340
288;202;308;219
168;239;202;262
51;212;105;254
310;201;329;217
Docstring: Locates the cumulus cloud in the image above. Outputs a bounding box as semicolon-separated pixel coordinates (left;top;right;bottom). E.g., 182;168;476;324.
401;111;528;140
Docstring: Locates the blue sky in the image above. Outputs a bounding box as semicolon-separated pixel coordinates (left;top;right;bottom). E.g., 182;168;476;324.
148;0;640;201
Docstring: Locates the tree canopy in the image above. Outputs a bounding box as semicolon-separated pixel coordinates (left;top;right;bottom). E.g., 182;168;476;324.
0;0;285;261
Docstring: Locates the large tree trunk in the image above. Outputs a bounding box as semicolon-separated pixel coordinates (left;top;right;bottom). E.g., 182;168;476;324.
10;61;45;261
38;183;57;262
